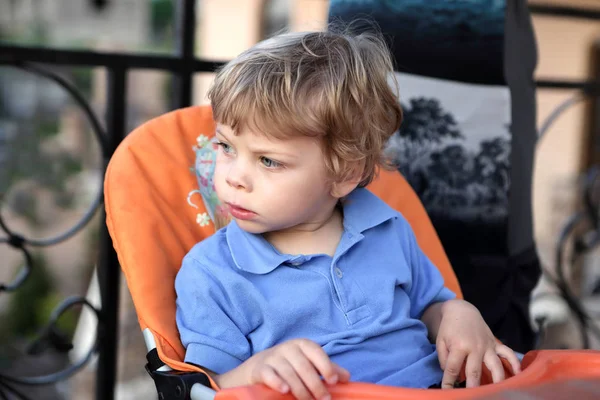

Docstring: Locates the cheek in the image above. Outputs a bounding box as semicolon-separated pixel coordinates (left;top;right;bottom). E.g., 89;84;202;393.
213;161;227;195
271;172;329;205
300;166;331;195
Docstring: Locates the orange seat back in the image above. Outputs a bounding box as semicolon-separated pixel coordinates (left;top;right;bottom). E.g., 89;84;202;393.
104;106;461;382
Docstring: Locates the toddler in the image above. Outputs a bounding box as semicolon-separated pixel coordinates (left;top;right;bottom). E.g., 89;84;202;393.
175;28;520;400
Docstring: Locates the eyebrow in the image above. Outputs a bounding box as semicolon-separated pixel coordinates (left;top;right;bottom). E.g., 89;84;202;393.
256;149;297;160
215;128;298;159
215;129;236;145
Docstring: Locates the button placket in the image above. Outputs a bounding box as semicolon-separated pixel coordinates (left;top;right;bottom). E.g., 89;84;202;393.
330;230;364;324
330;261;351;327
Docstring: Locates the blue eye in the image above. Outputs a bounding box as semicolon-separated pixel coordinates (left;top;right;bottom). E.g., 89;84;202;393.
217;142;232;154
260;157;281;168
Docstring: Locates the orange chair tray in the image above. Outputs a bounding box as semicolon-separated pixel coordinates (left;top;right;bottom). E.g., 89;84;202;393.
216;350;600;400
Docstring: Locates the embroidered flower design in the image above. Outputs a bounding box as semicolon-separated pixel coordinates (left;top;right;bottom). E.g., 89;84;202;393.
196;152;214;177
198;175;208;188
196;212;211;226
196;134;210;147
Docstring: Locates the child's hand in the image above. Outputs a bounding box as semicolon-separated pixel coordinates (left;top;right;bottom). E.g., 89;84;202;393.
221;338;350;400
435;299;521;389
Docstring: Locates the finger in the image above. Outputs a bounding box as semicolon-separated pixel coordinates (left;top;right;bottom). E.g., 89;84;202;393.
441;350;466;389
436;340;449;370
334;364;351;383
270;357;312;400
496;345;521;375
298;340;339;385
287;347;331;400
253;365;290;394
464;352;483;388
483;349;505;384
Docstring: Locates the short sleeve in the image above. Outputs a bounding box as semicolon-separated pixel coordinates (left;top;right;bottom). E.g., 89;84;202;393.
401;221;456;320
175;255;251;374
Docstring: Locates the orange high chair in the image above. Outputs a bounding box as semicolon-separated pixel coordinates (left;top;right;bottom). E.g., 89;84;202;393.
105;106;600;399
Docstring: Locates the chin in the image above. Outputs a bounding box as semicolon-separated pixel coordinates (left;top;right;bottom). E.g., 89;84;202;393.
233;219;270;234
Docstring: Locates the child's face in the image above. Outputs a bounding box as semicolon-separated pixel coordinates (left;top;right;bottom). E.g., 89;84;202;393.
214;124;339;235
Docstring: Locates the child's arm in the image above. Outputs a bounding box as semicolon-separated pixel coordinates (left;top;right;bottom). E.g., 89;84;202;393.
176;256;252;375
210;339;350;400
421;299;521;389
420;301;444;342
398;218;520;388
176;256;349;400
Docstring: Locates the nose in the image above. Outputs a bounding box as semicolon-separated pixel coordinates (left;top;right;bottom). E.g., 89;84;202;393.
226;163;251;191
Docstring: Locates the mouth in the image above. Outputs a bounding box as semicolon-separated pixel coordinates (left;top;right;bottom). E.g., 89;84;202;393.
225;202;257;221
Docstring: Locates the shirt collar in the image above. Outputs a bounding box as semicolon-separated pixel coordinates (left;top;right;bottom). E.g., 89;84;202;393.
341;187;397;233
226;188;397;274
226;221;290;275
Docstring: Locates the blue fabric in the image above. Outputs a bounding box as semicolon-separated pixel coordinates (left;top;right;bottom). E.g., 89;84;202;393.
175;188;456;388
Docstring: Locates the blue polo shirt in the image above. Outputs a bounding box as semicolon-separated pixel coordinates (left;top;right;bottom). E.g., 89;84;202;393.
175;188;456;388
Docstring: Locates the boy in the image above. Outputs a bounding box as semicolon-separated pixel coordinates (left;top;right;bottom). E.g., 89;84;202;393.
175;29;520;400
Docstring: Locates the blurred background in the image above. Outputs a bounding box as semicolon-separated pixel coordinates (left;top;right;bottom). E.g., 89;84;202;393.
0;0;599;399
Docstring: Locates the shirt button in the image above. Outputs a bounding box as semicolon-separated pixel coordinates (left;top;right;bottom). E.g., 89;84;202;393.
290;262;302;266
335;267;343;278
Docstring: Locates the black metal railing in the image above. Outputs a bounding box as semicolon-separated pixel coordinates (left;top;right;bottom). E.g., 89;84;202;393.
0;1;223;399
0;1;599;400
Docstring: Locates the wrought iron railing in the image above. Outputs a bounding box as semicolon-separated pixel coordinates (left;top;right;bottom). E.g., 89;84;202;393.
0;1;221;399
0;2;598;400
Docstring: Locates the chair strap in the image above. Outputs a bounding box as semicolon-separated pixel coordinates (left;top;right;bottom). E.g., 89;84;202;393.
145;348;166;372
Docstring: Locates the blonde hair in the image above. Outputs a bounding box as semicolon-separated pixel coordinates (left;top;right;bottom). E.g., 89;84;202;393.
208;26;403;187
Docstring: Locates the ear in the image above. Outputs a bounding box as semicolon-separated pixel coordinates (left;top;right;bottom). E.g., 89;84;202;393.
330;175;361;199
330;161;367;198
